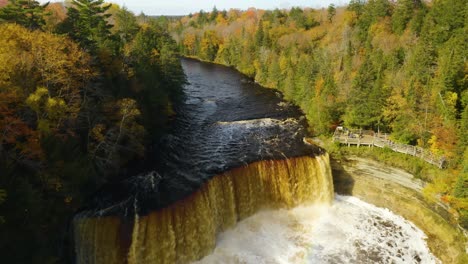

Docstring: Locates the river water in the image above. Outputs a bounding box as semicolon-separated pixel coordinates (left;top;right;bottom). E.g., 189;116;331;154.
81;59;438;263
86;58;317;215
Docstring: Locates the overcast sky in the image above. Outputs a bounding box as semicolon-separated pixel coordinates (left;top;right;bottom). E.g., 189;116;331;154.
41;1;349;16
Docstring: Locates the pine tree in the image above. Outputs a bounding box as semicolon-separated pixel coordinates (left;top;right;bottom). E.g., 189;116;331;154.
59;0;113;52
209;6;218;22
327;4;336;23
0;0;49;30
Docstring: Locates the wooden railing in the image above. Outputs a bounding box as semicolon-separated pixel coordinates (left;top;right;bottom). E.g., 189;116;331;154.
333;128;446;169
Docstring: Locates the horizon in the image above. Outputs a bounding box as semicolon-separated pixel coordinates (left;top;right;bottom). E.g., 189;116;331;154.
38;0;349;16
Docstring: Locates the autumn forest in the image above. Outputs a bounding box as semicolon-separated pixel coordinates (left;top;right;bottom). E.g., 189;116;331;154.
0;0;467;263
0;0;185;262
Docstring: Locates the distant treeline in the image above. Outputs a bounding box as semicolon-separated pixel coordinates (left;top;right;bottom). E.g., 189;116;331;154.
169;1;467;228
0;0;184;262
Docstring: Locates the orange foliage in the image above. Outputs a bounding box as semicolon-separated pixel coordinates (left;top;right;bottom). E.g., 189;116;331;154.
429;120;459;158
0;89;43;160
183;32;197;54
241;8;258;21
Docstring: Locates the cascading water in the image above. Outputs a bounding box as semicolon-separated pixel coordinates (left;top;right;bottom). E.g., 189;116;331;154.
194;196;439;264
73;59;438;264
74;155;334;264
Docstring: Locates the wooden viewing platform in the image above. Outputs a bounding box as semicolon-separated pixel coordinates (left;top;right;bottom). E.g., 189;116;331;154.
333;127;446;169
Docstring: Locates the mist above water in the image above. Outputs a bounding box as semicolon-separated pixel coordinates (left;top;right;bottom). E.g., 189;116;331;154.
195;195;439;264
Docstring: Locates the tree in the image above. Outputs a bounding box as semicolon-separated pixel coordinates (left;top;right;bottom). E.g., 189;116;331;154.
391;0;419;34
327;4;336;23
197;9;207;25
347;0;365;19
0;0;49;30
90;98;145;171
113;6;140;44
0;24;97;262
59;0;113;53
209;6;218;22
44;2;67;32
344;53;388;129
289;7;306;28
200;30;220;61
255;20;264;46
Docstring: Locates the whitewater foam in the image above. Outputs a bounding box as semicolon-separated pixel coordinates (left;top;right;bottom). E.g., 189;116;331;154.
194;195;439;264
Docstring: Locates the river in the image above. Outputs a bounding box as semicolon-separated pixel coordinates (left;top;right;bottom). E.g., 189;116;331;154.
74;58;439;264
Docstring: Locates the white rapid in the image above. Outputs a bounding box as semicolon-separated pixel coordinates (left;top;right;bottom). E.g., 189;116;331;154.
194;195;439;264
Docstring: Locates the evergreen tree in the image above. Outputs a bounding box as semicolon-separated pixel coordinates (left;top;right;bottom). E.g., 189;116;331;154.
197;9;207;25
59;0;113;53
209;6;218;22
114;6;139;44
327;4;336;23
0;0;49;30
392;0;420;34
255;21;264;47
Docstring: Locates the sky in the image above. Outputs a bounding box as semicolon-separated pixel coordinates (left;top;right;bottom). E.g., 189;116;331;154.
42;1;349;16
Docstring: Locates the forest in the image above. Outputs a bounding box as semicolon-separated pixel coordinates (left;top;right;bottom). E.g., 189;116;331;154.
169;0;467;228
0;0;467;263
0;0;185;262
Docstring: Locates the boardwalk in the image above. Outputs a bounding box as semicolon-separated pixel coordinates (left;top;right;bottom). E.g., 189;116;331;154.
332;127;446;169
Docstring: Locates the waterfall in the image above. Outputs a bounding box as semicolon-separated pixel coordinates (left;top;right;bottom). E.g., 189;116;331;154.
74;153;333;264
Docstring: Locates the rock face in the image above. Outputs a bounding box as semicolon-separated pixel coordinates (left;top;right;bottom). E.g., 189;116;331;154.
332;156;468;264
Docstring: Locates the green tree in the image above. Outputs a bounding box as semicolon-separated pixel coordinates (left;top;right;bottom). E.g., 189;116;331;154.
0;0;49;30
327;4;336;23
197;9;208;25
347;0;365;19
114;6;140;44
421;0;466;46
59;0;114;53
344;52;388;129
289;7;306;28
209;6;218;22
200;30;220;61
392;0;420;34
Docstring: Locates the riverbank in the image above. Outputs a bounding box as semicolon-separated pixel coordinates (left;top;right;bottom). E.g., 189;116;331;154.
332;156;468;263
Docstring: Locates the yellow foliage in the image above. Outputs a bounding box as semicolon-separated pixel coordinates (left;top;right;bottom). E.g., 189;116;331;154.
445;91;458;110
343;10;357;26
215;13;227;25
118;98;140;118
92;124;106;141
26;87;48;112
370;19;399;54
37;119;51;134
279;55;289;72
429;135;442;155
315;76;325;95
0;23;93;135
183;33;197;53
